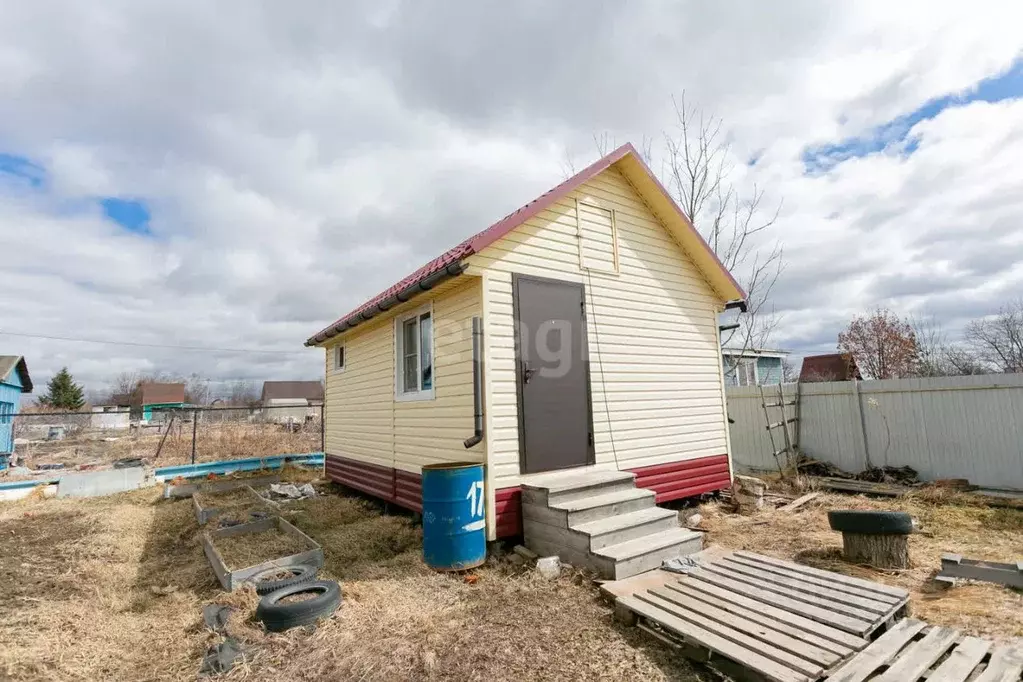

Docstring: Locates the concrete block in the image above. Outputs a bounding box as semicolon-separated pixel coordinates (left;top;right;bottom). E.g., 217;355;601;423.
536;556;561;579
58;467;147;498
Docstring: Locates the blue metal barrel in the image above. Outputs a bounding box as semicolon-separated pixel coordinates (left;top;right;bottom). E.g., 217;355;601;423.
421;462;486;571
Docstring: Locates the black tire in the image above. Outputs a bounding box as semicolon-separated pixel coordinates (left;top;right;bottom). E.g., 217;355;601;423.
828;510;914;535
256;580;341;632
248;564;318;596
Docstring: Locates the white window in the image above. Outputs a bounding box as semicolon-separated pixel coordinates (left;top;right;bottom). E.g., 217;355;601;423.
395;305;434;400
333;344;346;372
736;359;758;387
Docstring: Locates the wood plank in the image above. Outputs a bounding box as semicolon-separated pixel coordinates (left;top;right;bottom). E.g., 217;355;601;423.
716;558;894;614
875;626;960;682
733;551;909;599
648;586;840;669
689;568;875;636
618;594;810;682
673;577;865;651
780;491;821;512
725;554;904;605
666;581;855;657
974;646;1023;682
928;637;991;682
703;564;882;622
637;591;821;679
827;619;928;682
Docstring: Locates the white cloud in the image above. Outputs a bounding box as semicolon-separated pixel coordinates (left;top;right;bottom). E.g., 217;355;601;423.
0;0;1022;392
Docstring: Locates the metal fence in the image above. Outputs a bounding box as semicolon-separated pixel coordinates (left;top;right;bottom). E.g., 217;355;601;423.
726;374;1023;491
9;404;323;470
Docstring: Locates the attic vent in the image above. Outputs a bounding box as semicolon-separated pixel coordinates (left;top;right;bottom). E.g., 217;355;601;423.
576;200;618;274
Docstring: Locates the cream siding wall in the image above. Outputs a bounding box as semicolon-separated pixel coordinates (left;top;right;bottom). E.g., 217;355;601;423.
469;167;729;491
323;276;484;474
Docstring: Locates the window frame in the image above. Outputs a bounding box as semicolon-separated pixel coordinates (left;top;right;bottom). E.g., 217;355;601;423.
333;344;346;373
393;303;435;402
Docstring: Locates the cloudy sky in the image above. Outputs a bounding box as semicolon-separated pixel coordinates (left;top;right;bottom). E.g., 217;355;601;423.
2;1;1022;396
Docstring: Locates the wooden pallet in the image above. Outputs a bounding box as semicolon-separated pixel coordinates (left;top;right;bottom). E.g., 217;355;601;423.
827;619;1023;681
612;550;910;682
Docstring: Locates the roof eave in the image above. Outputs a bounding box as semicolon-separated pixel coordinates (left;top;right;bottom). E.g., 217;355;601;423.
305;260;468;347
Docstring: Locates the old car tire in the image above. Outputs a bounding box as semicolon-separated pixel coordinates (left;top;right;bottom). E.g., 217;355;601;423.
256;580;341;632
249;564;318;596
828;510;914;535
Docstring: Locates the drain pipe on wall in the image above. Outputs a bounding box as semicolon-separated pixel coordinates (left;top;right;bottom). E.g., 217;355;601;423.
463;316;484;448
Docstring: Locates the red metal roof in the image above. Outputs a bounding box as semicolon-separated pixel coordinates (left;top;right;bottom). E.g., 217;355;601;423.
799;353;862;382
306;143;744;345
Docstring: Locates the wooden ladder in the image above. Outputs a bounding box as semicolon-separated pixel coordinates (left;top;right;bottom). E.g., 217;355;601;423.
760;382;800;478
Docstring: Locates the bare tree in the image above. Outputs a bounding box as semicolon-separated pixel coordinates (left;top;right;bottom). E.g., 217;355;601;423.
663;94;783;356
910;315;988;377
586;95;784;369
964;300;1023;373
838;309;919;379
227;380;259;406
781;358;799;383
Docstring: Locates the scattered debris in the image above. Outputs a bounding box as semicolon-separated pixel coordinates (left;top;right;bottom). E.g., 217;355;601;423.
535;556;561;579
506;553;525;567
661;556;701;574
731;474;766;514
683;512;703;528
512;544;538;562
199;638;246;676
268;483;316;500
859;465;919;485
202;604;235;634
817;477;911;498
113;457;145;469
936;554;1023;589
779;491;821;512
35;463;66;471
149;584;178;596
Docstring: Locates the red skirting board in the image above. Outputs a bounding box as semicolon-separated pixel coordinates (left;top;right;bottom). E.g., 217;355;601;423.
324;453;730;539
627;454;732;503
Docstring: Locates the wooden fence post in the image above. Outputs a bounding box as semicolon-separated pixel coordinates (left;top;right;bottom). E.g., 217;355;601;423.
851;380;872;470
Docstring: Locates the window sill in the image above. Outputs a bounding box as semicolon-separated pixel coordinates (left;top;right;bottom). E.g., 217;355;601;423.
395;389;435;403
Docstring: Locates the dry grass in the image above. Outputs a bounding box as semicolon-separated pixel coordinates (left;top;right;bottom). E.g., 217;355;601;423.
214;527;314;570
0;472;706;682
11;422;320;470
699;488;1023;640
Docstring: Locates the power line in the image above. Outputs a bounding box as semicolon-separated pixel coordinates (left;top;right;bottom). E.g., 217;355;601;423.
0;329;316;356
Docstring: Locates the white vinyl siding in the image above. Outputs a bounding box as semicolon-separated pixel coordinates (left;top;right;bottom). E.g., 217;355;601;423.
470;167;729;493
577;200;618;273
323;277;484;474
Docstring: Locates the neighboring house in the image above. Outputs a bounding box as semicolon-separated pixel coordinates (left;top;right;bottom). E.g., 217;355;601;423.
260;381;324;423
721;348;789;387
131;382;187;422
799;353;862;382
306;143;745;541
0;356;33;460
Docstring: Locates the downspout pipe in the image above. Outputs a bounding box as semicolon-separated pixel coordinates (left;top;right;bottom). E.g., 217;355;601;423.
463;316;484;448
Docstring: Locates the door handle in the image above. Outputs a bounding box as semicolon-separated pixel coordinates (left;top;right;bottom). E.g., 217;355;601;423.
522;361;538;385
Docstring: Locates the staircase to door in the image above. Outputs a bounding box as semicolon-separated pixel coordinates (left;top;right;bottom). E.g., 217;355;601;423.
521;468;703;580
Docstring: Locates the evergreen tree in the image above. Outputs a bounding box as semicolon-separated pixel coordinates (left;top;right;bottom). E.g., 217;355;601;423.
39;367;86;410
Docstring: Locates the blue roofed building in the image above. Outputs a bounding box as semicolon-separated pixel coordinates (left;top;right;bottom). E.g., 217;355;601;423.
0;356;33;465
721;347;789;387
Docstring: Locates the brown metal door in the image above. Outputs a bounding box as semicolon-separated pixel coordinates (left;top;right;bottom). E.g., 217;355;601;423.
513;275;594;474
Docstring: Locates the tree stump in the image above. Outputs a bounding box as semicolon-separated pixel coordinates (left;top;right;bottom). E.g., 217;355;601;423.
732;475;766;515
842;532;909;569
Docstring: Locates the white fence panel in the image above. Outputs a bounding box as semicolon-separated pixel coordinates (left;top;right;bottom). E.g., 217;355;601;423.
726;374;1023;490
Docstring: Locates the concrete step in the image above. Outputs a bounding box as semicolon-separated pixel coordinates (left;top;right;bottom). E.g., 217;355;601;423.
523;487;656;528
520;468;636;507
593;528;704;580
570;506;680;551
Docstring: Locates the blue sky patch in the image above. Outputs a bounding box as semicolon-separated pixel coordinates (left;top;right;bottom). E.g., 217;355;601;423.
100;198;151;234
803;57;1023;174
0;153;46;188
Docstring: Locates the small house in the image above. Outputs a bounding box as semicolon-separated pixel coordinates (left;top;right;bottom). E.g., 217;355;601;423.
260;381;324;423
721;347;789;387
799;353;862;382
131;382;186;422
306;144;745;542
0;356;33;460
